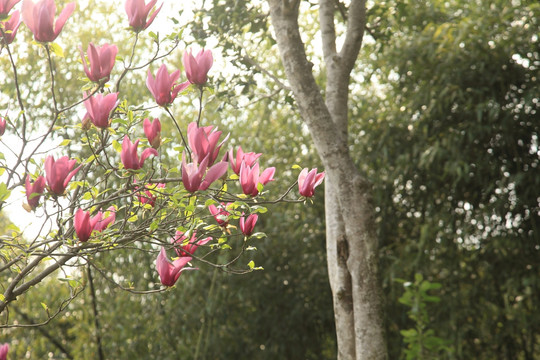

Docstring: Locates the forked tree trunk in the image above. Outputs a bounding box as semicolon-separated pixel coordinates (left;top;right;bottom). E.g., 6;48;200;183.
267;0;388;358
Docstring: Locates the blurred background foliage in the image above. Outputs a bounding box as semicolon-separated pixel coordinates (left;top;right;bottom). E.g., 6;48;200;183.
1;0;538;358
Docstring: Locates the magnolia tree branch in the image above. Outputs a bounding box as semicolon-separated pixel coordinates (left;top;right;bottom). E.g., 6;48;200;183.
0;2;322;330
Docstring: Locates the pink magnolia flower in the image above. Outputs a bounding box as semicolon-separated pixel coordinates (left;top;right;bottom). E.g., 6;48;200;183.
187;122;227;165
44;155;81;195
21;0;75;43
1;10;21;45
298;168;325;197
183;48;213;85
25;174;46;210
155;247;193;287
239;213;258;236
171;231;211;257
143;117;161;149
0;116;6;135
227;146;261;175
146;64;189;106
125;0;162;32
74;207;115;242
181;153;228;193
121;136;158;170
91;206;116;232
208;202;232;227
239;162;275;197
83;92;118;129
0;0;20;16
0;343;8;360
74;208;93;242
136;182;165;207
80;42;118;83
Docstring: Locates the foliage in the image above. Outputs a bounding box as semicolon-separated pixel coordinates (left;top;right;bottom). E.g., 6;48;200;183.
0;1;335;359
357;0;540;358
397;274;451;359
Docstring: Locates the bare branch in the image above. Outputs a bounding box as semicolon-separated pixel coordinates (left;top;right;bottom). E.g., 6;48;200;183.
319;0;337;61
339;0;367;73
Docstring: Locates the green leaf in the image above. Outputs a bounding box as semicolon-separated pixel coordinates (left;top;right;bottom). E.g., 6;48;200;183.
49;42;64;57
112;139;122;153
59;139;71;147
0;183;11;202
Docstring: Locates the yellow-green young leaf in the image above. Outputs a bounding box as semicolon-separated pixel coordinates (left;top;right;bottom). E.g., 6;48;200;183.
59;139;71;147
229;174;239;180
252;205;268;214
49;42;64;57
82;192;92;200
292;164;302;170
205;199;217;207
127;214;138;222
41;302;49;311
248;260;255;269
0;168;4;176
0;183;11;202
112;139;122;153
86;154;97;163
0;294;5;302
256;182;264;193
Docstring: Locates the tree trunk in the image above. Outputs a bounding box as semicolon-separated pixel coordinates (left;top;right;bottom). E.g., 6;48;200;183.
267;0;387;358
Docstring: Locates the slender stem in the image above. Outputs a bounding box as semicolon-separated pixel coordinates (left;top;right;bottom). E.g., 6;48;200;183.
87;266;105;360
164;107;191;159
4;36;29;187
196;86;204;126
45;45;59;113
116;33;139;93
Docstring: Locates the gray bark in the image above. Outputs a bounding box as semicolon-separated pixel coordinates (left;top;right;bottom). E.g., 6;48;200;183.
267;0;387;358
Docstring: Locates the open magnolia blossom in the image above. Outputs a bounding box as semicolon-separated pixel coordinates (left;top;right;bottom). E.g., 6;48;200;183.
25;174;46;211
208;202;232;227
0;9;21;44
0;0;20;16
155;248;194;287
135;182;165;207
44;155;81;195
239;161;276;197
0;343;8;360
181;153;228;193
21;0;75;42
121;136;158;170
183;48;213;85
298;168;325;197
143;117;161;149
83;92;119;129
80;42;118;83
171;231;212;257
124;0;162;32
227;146;261;175
74;207;116;242
187;122;228;165
146;64;189;106
239;213;258;236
